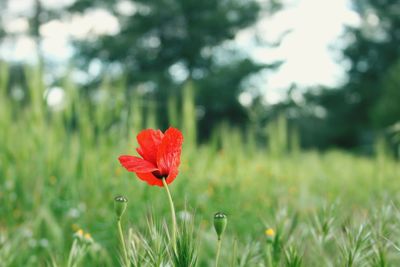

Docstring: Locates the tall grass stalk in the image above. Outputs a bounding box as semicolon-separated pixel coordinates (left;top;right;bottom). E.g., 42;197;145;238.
172;219;198;267
67;238;78;267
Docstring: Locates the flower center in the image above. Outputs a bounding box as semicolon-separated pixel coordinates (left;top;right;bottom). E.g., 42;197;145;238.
152;170;167;179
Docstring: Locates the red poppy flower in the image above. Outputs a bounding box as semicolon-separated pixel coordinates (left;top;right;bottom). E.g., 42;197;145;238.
118;127;184;187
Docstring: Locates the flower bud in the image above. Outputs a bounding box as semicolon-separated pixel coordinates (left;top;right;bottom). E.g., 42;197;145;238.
114;195;128;219
83;233;94;244
213;212;227;240
265;228;275;243
74;229;84;240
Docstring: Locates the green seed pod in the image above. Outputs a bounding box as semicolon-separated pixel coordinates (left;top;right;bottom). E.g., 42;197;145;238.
213;212;227;240
114;195;128;219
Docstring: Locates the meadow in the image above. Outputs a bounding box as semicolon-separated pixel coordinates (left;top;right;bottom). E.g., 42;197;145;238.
1;64;400;266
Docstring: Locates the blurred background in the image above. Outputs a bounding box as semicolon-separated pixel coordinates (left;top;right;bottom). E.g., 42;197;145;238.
1;0;399;153
1;0;400;265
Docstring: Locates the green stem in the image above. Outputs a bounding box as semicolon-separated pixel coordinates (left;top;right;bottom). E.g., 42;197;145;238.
162;178;177;251
215;238;222;267
117;218;129;267
67;239;78;267
231;239;237;267
266;245;274;267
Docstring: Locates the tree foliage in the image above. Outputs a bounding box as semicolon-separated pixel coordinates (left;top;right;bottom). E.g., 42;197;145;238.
68;0;276;136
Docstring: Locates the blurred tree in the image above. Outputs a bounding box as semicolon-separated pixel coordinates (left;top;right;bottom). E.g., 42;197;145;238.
68;0;280;137
0;0;67;102
0;0;65;60
294;0;400;150
373;61;400;128
0;1;6;40
328;0;400;149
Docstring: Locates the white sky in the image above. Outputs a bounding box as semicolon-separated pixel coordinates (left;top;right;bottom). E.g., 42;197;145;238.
236;0;360;103
1;0;361;104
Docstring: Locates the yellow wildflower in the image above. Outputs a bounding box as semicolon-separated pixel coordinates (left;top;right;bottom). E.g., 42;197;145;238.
75;229;84;238
265;228;275;237
84;233;93;243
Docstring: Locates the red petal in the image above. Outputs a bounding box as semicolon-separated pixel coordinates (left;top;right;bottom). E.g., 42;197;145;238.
157;127;183;176
118;155;158;173
136;172;164;187
136;147;144;158
165;166;179;185
136;129;164;164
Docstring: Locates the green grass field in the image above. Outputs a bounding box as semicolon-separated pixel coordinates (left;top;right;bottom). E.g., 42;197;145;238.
1;65;400;266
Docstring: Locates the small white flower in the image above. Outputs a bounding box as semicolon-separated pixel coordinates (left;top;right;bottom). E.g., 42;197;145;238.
39;239;49;248
67;208;80;218
178;210;192;221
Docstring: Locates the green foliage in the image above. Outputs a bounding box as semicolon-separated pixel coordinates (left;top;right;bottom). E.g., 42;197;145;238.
182;81;197;147
172;220;198;267
1;65;400;265
0;231;20;266
127;217;169;266
373;61;400;128
284;246;303;267
267;113;289;157
338;225;371;267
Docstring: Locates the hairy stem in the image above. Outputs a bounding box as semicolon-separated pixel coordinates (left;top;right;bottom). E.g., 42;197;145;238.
117;218;129;267
215;238;222;267
162;178;177;251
